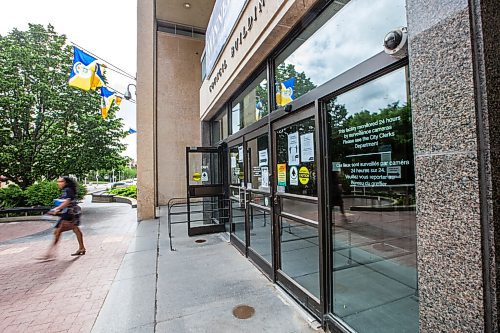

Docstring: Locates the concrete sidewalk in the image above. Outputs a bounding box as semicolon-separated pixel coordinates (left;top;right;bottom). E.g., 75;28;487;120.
92;213;322;333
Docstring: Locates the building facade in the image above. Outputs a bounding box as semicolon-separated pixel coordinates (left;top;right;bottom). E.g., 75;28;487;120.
137;0;499;332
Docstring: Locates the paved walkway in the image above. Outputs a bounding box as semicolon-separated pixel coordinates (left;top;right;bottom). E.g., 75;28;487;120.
0;199;322;333
0;197;137;333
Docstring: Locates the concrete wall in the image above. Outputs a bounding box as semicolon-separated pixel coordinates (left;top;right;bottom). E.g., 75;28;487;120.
156;33;204;205
137;0;156;221
407;0;498;331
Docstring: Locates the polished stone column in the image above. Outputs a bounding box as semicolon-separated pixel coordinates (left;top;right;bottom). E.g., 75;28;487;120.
407;0;499;331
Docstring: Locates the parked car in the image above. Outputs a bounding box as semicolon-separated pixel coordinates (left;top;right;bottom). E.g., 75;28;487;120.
111;182;127;189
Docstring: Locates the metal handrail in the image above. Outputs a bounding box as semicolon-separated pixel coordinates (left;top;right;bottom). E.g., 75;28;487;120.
167;197;229;251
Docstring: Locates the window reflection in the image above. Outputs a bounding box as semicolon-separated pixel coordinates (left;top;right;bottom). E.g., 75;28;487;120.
327;68;418;332
231;70;268;134
275;0;406;107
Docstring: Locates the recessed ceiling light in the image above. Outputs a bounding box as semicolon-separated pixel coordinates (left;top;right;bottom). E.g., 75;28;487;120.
184;3;191;8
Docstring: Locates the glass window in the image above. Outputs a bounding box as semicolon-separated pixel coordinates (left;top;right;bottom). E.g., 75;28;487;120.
212;110;228;144
327;68;418;332
247;135;270;192
275;117;317;197
229;145;245;242
231;70;268;134
275;0;407;108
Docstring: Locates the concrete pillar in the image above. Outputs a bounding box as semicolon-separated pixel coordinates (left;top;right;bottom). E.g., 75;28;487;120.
137;0;156;221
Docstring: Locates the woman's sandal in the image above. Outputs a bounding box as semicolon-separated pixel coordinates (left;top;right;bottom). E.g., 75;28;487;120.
71;250;86;256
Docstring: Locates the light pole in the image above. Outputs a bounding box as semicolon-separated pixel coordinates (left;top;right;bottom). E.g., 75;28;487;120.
124;83;137;100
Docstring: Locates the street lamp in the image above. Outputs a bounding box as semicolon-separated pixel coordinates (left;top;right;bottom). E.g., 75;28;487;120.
124;83;137;100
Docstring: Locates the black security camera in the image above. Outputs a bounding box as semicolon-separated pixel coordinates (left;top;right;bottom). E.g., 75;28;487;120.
384;27;408;59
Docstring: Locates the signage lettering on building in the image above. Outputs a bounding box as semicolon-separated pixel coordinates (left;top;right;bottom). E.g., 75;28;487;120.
208;0;267;93
231;0;266;58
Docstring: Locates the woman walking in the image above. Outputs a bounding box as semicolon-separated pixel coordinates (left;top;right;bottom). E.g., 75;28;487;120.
38;176;86;260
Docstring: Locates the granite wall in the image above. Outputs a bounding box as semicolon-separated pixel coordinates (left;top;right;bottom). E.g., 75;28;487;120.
407;0;499;331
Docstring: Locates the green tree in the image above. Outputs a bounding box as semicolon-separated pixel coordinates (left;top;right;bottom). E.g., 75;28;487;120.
275;63;316;100
0;24;127;189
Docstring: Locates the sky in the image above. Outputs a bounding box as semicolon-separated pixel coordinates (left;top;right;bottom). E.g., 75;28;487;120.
0;0;137;160
284;0;407;114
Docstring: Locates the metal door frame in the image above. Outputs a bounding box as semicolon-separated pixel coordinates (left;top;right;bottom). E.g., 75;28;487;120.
270;103;325;317
185;146;227;236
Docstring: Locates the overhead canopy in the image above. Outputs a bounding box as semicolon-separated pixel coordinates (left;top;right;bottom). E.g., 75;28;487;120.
156;0;216;30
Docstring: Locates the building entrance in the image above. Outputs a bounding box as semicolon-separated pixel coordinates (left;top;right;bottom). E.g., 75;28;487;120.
271;106;321;316
227;126;273;276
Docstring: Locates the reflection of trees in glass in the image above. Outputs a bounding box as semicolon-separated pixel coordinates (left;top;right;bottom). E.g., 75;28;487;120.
327;99;414;198
275;63;317;101
255;81;268;119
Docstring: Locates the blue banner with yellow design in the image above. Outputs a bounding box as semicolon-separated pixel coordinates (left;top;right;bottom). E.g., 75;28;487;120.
69;47;105;91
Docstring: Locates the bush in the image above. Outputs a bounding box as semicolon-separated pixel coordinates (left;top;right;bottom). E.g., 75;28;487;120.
108;185;137;199
25;181;60;206
77;183;87;200
0;185;27;208
25;180;87;206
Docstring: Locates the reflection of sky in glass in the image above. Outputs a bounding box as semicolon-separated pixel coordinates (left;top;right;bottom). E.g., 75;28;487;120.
284;0;406;86
336;68;407;115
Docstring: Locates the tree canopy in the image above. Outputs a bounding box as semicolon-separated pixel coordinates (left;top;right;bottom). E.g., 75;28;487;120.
0;24;127;188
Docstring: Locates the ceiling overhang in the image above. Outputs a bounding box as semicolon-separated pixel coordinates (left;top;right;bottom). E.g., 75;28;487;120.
156;0;216;31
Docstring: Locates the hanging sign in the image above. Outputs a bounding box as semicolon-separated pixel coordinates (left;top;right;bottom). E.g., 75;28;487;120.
290;166;298;186
277;163;287;186
288;132;299;166
300;132;314;162
299;166;310;185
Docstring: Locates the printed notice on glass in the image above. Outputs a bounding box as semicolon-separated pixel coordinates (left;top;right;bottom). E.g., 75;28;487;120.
238;146;244;162
231;156;237;168
259;149;268;167
300;132;314;162
277;163;287;186
289;166;298;186
288;132;299;166
261;166;269;188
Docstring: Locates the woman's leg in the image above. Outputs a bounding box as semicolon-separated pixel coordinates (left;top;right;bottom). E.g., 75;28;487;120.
72;226;85;252
53;226;63;245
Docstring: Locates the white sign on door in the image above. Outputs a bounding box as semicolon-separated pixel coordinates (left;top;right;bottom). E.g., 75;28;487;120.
288;131;299;166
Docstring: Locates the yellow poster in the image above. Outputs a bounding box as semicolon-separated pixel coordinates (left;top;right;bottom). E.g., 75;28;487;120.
299;166;310;185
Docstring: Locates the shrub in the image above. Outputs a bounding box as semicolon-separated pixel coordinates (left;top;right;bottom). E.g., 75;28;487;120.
0;185;27;208
25;181;60;206
76;183;87;200
108;185;137;199
25;180;88;206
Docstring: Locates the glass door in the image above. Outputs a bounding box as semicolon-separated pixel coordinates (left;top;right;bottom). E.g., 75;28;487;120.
325;68;418;332
272;106;322;316
228;139;247;253
186;146;227;236
245;129;272;276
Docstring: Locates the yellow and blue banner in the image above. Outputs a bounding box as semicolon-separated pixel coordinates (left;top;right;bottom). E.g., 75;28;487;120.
100;87;120;119
276;77;296;107
69;47;105;91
